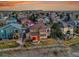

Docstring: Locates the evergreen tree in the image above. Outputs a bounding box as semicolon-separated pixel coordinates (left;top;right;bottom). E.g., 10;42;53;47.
51;23;63;39
28;14;38;22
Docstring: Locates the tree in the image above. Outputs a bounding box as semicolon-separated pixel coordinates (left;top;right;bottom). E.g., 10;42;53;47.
28;14;38;22
11;11;18;19
51;23;63;39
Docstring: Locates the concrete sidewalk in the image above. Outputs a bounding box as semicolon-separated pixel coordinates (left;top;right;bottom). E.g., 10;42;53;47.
0;44;71;53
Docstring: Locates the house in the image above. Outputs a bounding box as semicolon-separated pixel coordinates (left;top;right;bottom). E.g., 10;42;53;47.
30;21;50;42
63;13;78;28
75;20;79;27
59;21;74;39
0;15;9;27
59;21;74;35
37;16;50;24
0;23;22;40
19;17;34;27
74;20;79;34
77;16;79;21
5;16;17;24
50;12;62;23
17;12;27;19
65;16;79;34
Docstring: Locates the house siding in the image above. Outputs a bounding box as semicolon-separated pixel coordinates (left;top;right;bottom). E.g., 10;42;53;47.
0;24;22;39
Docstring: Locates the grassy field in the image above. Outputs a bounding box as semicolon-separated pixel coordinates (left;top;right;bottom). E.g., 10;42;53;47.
0;36;79;49
25;38;58;48
0;39;72;57
64;36;79;46
0;40;19;49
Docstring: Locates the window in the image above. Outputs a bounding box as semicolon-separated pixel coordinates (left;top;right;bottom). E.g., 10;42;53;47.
77;23;79;25
40;34;46;36
32;37;37;40
31;32;38;36
0;30;4;33
47;29;49;32
15;30;18;33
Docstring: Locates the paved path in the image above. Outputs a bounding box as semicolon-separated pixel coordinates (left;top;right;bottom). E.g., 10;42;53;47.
0;44;71;53
0;45;71;57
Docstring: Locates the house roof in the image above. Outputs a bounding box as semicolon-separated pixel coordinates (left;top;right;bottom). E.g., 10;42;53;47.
59;21;68;28
67;24;74;28
6;19;17;24
19;17;34;26
19;17;28;20
0;23;22;30
59;21;74;29
6;17;17;24
30;22;48;30
10;23;22;29
0;16;8;21
6;16;17;20
66;19;79;27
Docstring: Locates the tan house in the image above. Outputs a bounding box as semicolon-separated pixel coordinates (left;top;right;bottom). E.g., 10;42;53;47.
60;21;74;35
30;21;50;41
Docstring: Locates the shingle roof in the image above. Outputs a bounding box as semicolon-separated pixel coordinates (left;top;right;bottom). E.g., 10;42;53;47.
0;23;22;30
30;22;48;30
19;17;34;26
59;21;68;28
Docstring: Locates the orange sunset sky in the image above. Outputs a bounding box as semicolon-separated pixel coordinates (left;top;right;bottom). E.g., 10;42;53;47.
0;1;79;11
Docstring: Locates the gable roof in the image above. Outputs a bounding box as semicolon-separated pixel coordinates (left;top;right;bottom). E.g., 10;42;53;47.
6;16;17;20
6;17;17;24
0;23;22;30
19;17;34;26
30;22;48;30
59;21;68;28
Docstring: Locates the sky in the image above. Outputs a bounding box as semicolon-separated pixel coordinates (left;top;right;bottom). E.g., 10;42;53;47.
0;1;79;11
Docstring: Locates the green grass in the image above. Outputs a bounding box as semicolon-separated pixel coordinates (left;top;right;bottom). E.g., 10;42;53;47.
24;39;57;48
0;41;19;49
64;36;79;46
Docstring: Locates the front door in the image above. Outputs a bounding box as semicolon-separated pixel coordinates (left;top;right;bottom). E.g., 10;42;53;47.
32;36;37;40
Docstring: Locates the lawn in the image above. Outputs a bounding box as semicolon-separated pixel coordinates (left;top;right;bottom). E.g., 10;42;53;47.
25;38;58;48
64;36;79;46
0;40;19;49
0;38;57;49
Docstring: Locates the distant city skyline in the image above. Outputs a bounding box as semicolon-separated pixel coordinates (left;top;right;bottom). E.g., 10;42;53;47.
0;1;79;11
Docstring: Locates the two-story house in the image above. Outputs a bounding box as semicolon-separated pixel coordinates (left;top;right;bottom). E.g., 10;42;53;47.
29;21;50;42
